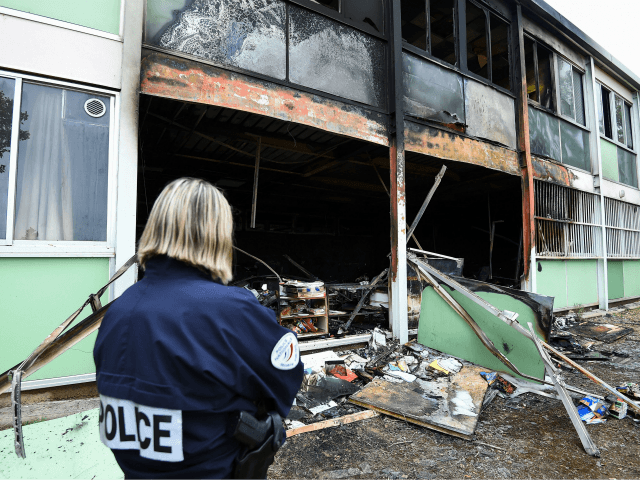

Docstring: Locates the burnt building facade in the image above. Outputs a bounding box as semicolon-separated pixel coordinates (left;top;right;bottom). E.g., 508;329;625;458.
0;0;639;389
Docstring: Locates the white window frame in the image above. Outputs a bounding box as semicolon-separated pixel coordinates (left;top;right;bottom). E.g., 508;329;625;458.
0;70;118;257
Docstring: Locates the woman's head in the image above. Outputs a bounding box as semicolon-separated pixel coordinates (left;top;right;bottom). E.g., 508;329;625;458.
137;178;234;284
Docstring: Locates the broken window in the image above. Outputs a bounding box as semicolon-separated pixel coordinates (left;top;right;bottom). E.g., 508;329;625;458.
597;84;613;139
598;82;635;150
401;0;456;66
524;36;554;111
465;1;511;90
558;58;585;125
0;78;111;243
466;1;487;79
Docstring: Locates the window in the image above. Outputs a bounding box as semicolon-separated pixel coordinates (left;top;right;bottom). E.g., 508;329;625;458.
310;0;384;33
557;58;585;125
0;76;111;244
401;0;456;66
524;36;554;110
465;0;510;90
598;83;634;149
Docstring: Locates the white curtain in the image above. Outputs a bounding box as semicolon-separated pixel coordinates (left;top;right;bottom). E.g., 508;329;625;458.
14;89;73;240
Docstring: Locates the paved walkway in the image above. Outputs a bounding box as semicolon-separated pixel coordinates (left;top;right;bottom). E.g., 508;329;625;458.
0;409;123;479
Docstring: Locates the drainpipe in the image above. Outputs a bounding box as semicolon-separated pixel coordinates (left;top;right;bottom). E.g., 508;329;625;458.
388;0;408;343
114;0;144;298
585;57;609;310
512;4;536;293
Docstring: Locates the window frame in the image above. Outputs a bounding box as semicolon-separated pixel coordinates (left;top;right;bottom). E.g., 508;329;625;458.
555;55;586;127
0;70;117;257
401;0;459;68
464;0;512;91
524;34;556;114
597;81;636;154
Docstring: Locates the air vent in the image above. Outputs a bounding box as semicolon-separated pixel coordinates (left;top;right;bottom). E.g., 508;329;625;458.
84;98;106;118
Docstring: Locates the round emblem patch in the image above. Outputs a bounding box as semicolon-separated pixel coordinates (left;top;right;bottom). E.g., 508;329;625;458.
271;332;300;370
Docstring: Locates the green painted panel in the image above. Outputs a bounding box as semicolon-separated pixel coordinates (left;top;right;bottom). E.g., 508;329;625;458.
0;257;109;381
536;260;567;308
417;286;546;381
601;138;619;182
623;260;640;298
0;0;120;35
607;260;624;300
567;259;598;307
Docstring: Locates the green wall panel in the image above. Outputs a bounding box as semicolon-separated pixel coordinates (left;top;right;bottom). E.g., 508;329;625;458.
608;260;624;300
536;260;567;308
0;257;109;381
601;138;619;182
418;286;546;381
0;0;120;34
623;260;640;298
567;259;598;307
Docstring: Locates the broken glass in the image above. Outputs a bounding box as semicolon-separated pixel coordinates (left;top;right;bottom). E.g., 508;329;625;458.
529;106;560;160
402;0;427;50
430;0;456;65
289;5;386;108
615;95;625;144
0;77;15;240
14;84;109;241
617;148;638;188
403;53;465;124
466;1;488;79
490;13;510;90
560;120;590;171
145;0;287;80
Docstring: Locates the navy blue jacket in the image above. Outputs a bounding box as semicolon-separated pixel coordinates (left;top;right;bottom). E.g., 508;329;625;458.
94;255;303;478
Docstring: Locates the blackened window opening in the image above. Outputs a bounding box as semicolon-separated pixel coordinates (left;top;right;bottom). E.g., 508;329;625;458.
489;13;509;90
401;0;456;66
599;84;612;139
343;0;384;32
466;1;488;79
525;36;554;111
624;103;633;149
465;1;511;90
429;0;456;65
401;0;427;50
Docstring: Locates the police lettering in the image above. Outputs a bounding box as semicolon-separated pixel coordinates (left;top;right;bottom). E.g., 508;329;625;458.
99;394;184;462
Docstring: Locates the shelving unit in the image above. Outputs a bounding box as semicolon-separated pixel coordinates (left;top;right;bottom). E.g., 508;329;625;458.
278;283;329;338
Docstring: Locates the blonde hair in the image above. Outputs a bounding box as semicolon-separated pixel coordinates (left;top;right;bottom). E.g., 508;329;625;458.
137;178;234;284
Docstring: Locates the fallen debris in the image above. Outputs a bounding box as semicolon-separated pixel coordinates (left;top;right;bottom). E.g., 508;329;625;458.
349;365;489;440
286;410;379;438
567;323;634;343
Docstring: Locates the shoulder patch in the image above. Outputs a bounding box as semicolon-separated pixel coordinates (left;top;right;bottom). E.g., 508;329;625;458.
271;332;300;370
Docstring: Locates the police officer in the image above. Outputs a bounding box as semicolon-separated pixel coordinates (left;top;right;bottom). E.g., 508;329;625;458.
94;178;303;478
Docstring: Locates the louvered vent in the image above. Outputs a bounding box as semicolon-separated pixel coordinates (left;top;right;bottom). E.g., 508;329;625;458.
84;98;106;118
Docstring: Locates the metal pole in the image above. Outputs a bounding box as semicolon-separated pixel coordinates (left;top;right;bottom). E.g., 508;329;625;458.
250;137;261;229
389;0;408;344
405;165;446;241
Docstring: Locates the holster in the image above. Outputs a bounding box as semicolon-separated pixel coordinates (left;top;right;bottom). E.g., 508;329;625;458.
232;411;285;479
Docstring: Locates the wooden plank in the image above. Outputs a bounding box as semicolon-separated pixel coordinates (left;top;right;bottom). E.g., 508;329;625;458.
286;410;379;437
348;365;488;440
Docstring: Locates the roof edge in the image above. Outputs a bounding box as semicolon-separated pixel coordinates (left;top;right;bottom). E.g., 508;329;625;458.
520;0;640;91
